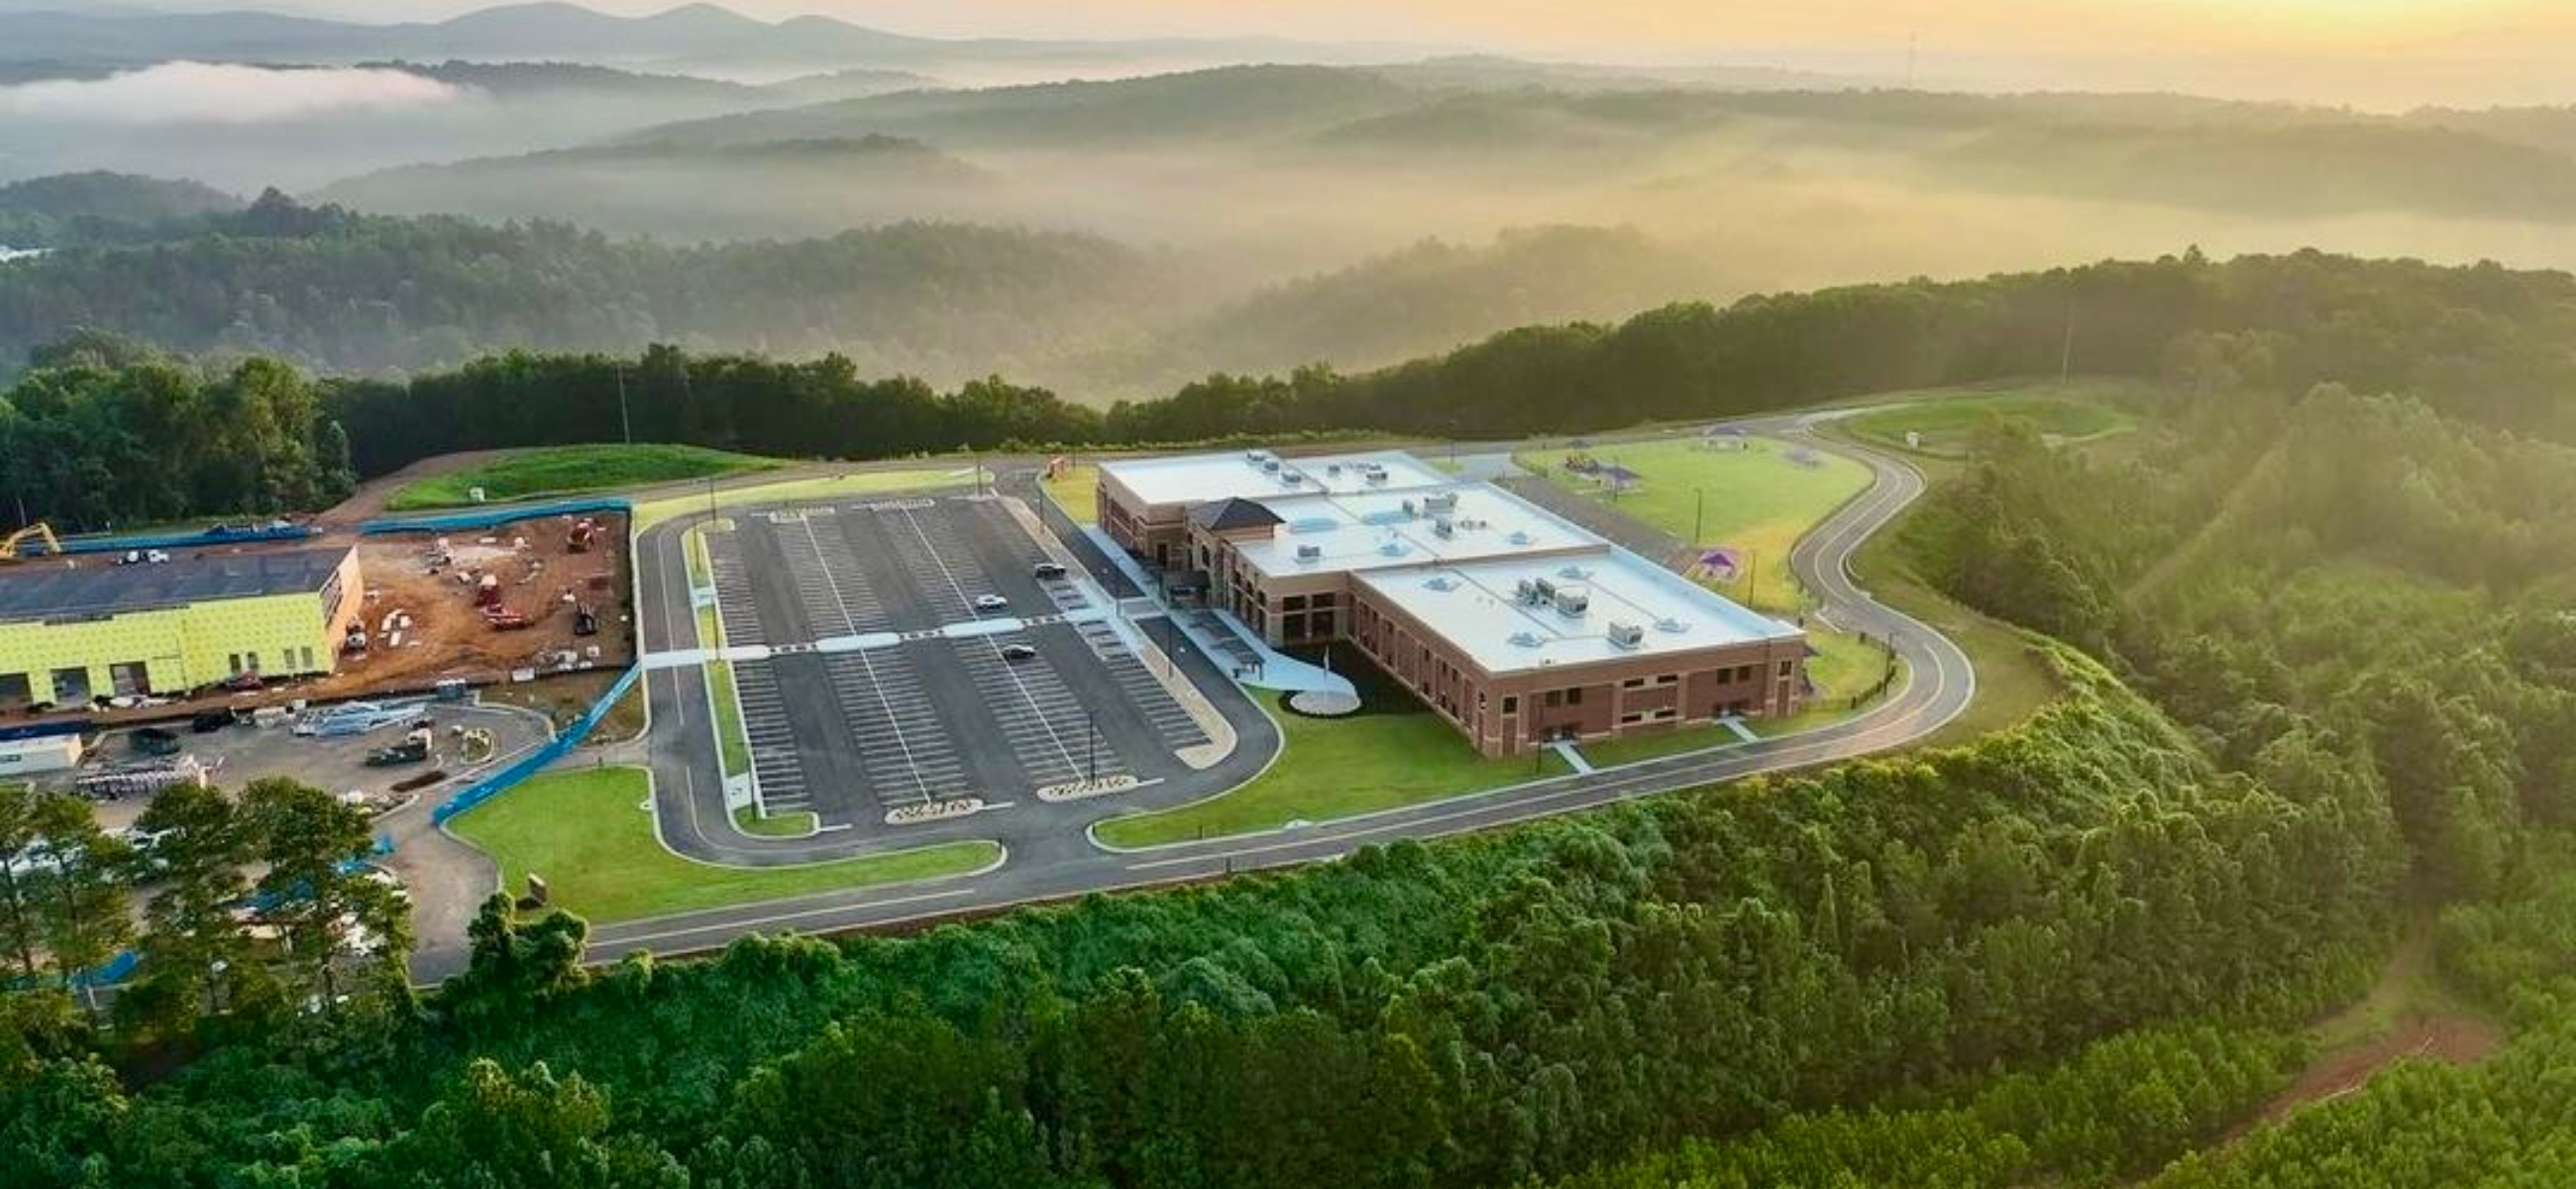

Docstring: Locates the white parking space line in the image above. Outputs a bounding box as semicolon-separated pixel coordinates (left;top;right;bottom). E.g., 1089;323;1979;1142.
730;661;811;812
820;651;973;810
1073;620;1211;750
705;532;766;647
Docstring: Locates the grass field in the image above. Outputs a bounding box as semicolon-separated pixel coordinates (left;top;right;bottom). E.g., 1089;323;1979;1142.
450;767;997;923
1517;436;1872;612
630;465;986;529
1840;381;2141;458
1040;463;1100;524
388;444;781;511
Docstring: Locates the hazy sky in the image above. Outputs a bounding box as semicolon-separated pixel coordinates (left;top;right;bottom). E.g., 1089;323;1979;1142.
285;0;2552;54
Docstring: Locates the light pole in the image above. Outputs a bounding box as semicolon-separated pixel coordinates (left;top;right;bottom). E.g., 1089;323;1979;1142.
1693;486;1705;546
1086;707;1099;783
614;364;632;445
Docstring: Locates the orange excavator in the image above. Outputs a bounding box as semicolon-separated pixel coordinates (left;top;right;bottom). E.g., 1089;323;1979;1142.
0;523;61;562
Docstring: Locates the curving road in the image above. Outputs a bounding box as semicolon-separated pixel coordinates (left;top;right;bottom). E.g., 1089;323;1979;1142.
573;419;1973;964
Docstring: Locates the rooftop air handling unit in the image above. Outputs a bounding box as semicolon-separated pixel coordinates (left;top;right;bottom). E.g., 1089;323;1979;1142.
1422;491;1459;515
1607;621;1646;649
1433;516;1455;538
1554;585;1590;617
1296;544;1324;564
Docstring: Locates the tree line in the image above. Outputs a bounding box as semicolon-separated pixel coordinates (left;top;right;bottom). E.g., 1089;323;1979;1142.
15;248;2576;531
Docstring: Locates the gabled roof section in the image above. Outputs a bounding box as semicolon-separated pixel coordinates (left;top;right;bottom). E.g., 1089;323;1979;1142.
1189;496;1285;533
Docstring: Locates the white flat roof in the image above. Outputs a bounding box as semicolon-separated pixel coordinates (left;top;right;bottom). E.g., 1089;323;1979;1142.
1100;449;1451;508
1233;482;1593;579
1355;547;1801;674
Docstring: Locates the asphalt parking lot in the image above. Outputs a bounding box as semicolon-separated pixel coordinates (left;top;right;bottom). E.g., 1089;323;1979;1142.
704;494;1212;828
67;702;548;831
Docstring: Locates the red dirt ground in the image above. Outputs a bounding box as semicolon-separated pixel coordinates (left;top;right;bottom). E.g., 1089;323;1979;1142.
2226;1012;2503;1141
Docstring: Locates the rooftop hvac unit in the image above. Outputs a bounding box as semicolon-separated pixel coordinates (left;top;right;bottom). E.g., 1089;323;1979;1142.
1515;578;1542;603
1400;498;1419;517
1433;516;1455;538
1509;631;1544;648
1557;564;1591;581
1507;530;1534;546
1244;450;1268;463
1656;617;1690;634
1380;541;1410;558
1422;492;1459;514
1365;469;1390;485
1326;464;1343;476
1607;621;1646;649
1281;472;1307;486
1424;576;1457;592
1295;544;1324;563
1554;586;1590;617
1261;459;1282;473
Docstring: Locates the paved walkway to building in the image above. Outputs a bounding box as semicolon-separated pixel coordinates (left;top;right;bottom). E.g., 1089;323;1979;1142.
1078;526;1356;700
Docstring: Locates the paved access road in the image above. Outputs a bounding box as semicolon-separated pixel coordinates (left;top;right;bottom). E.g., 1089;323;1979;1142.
558;416;1973;965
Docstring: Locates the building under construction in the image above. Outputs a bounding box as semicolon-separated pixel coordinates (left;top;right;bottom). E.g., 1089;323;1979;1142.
0;546;363;709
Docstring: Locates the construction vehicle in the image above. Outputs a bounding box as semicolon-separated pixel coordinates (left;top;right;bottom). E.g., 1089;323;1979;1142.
0;522;61;561
365;728;432;768
343;629;371;655
474;574;503;608
484;608;532;631
573;604;599;637
568;518;598;553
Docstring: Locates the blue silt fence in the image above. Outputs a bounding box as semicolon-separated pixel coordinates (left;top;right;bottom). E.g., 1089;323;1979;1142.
361;496;635;537
432;662;642;825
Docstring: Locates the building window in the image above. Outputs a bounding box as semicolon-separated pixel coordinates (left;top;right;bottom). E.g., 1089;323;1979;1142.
1313;593;1338;608
1501;696;1518;714
1777;660;1794;678
1622;677;1646;690
1544;691;1562;708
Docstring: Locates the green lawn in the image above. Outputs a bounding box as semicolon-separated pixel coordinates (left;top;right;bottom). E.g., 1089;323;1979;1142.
1517;436;1873;613
732;805;817;838
1840;381;2140;458
1040;463;1100;524
388;444;781;511
450;767;998;923
630;465;986;529
1097;657;1576;847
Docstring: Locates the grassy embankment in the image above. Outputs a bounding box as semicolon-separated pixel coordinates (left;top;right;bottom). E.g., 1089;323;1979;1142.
1826;380;2150;744
386;444;782;511
451;767;998;923
1838;380;2143;459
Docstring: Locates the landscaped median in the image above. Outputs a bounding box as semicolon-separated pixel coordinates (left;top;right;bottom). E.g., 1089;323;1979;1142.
448;767;1000;923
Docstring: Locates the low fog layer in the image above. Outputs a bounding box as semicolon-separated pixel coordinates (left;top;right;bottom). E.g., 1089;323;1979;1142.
0;62;467;125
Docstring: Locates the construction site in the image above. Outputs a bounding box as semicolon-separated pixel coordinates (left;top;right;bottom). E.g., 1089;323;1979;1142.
0;510;633;794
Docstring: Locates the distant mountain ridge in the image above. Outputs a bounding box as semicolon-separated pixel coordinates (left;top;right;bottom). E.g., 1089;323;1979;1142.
0;1;1442;72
